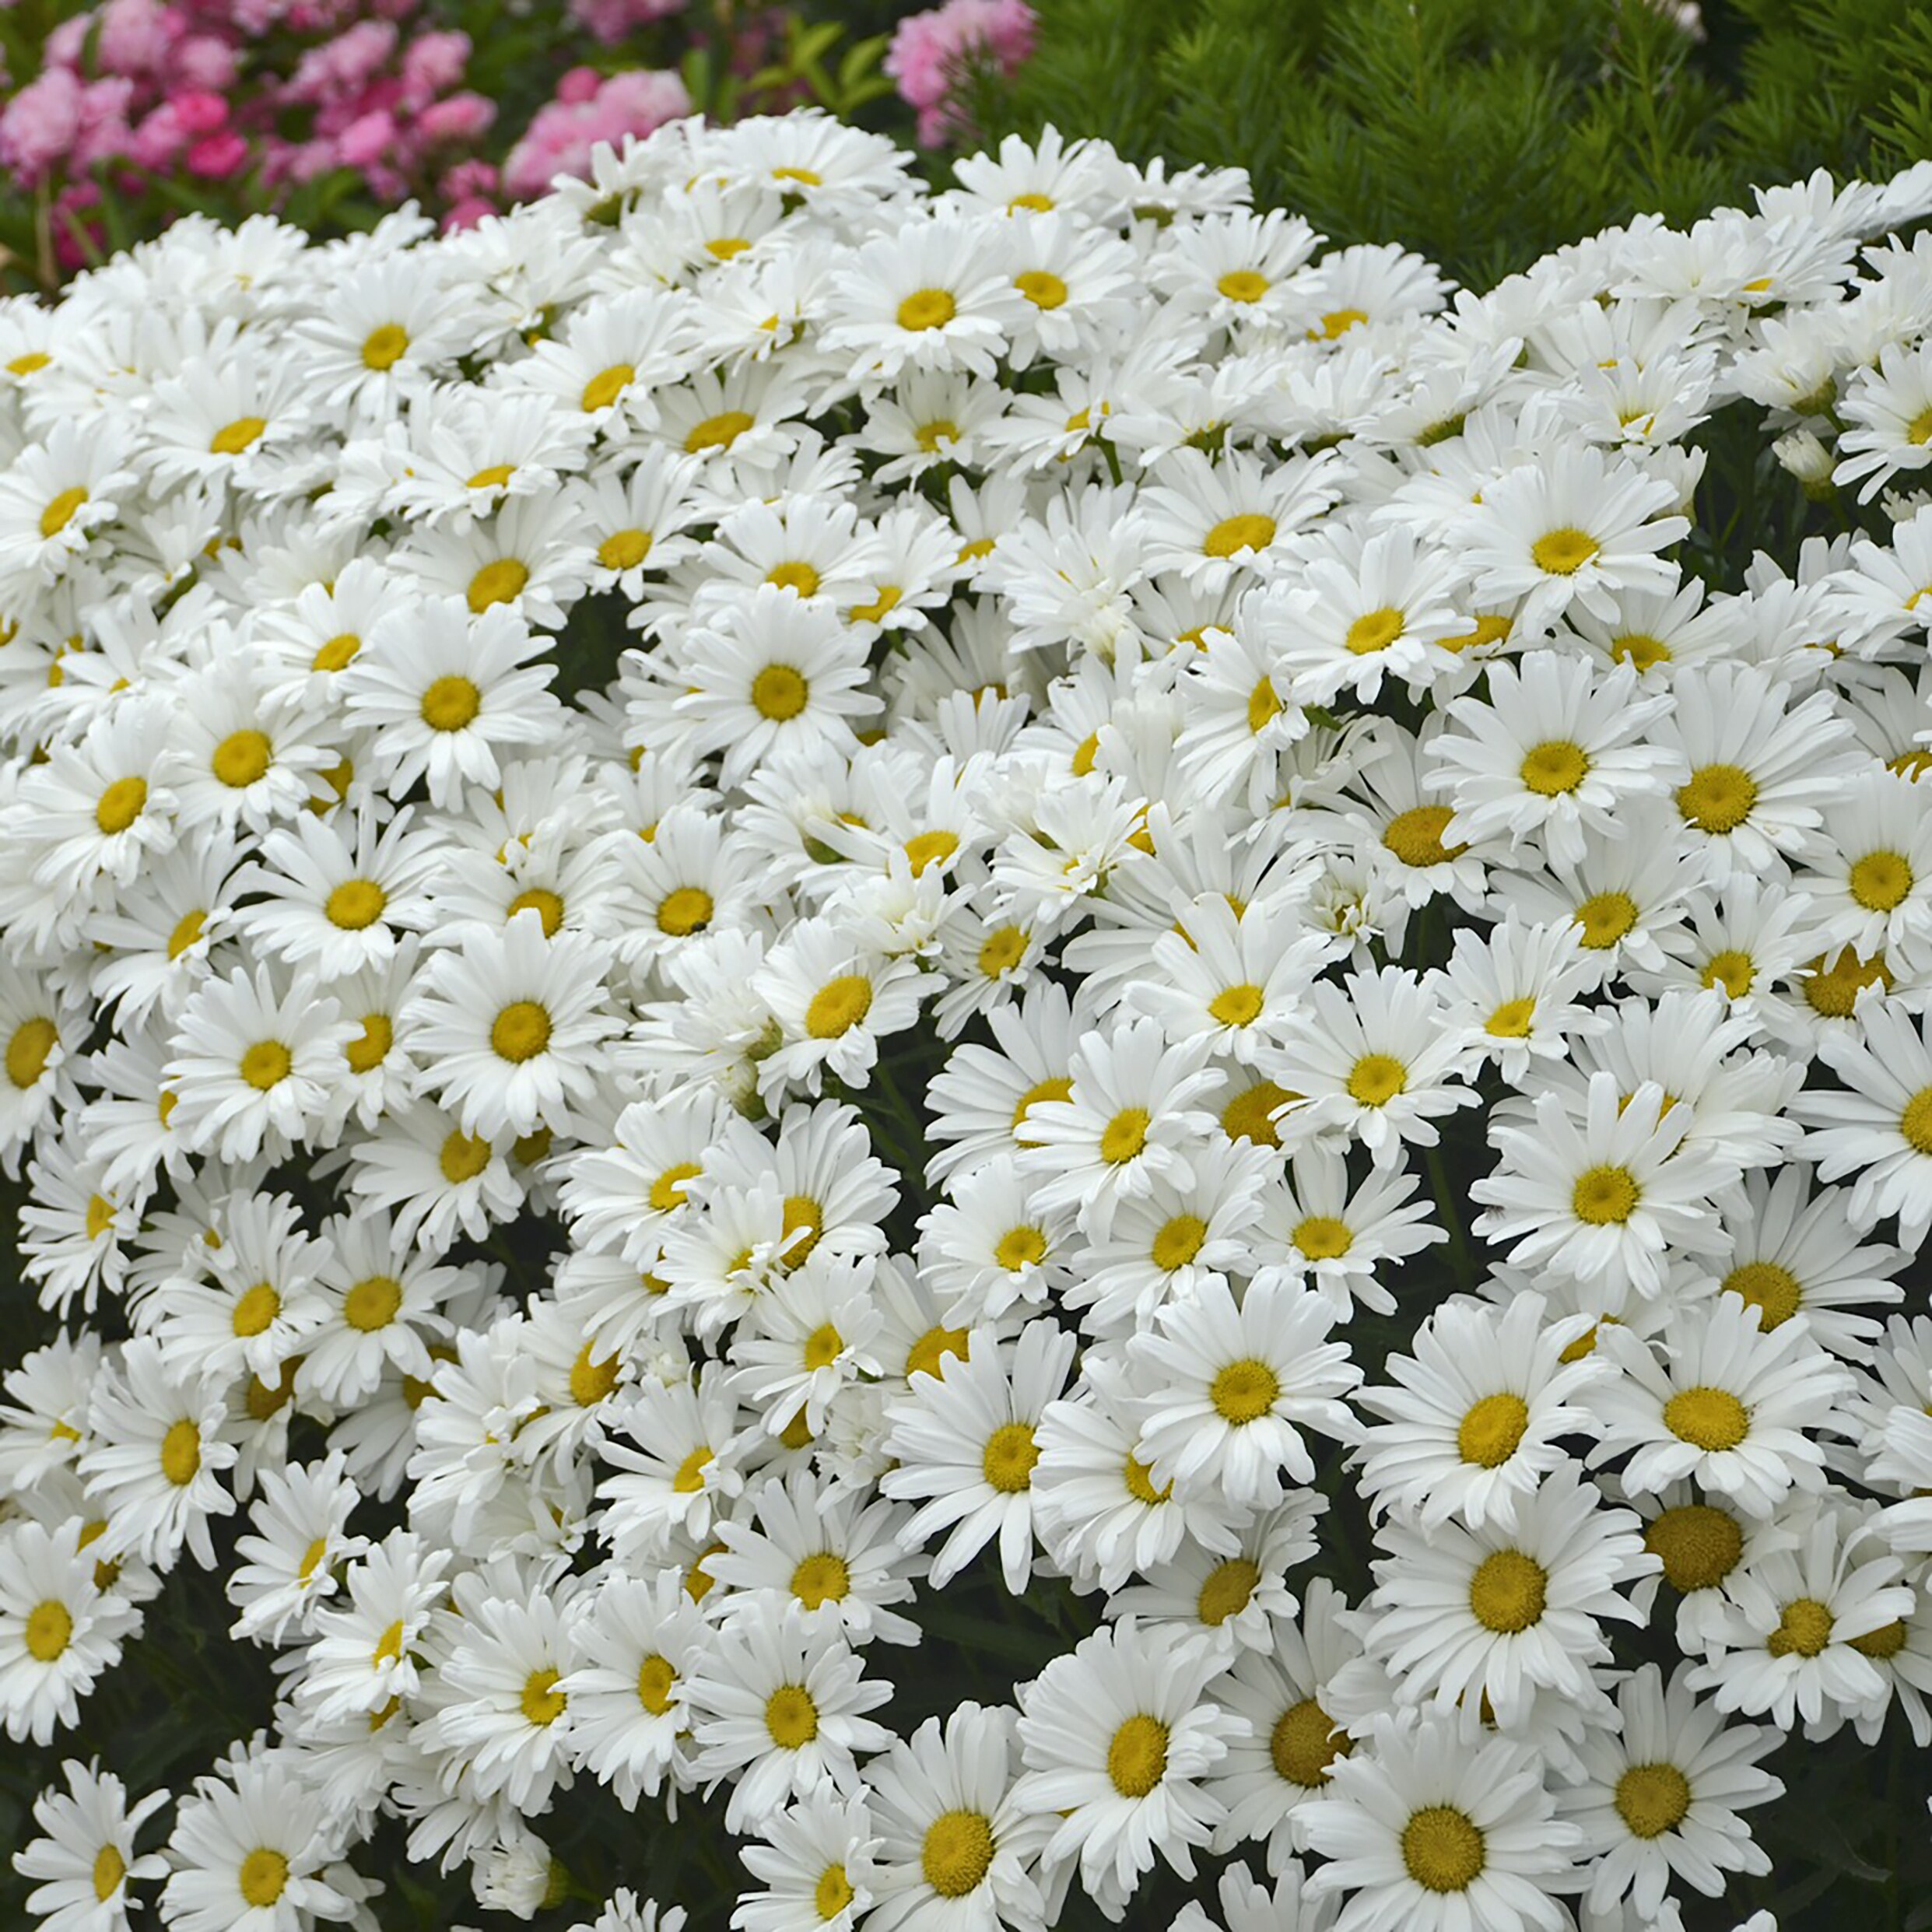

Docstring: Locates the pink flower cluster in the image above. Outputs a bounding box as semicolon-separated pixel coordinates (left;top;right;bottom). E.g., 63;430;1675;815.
0;0;700;273
501;65;693;201
884;0;1035;147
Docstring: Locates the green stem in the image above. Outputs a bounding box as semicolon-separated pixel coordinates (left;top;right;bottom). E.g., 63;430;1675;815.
1425;1138;1475;1291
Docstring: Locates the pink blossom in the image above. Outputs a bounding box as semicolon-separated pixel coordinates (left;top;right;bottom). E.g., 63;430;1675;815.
170;89;228;136
184;128;247;177
553;65;603;107
416;91;493;145
0;71;83;181
500;67;690;200
336;107;394;167
43;19;93;72
399;28;470;101
885;0;1035;146
566;0;687;46
96;0;177;78
174;35;239;91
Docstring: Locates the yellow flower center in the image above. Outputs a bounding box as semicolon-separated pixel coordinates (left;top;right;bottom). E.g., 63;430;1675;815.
467;559;528;613
1203;513;1275;559
1851;1620;1909;1660
1677;763;1758;833
1468;1548;1547;1633
1222;1078;1289;1146
1207;983;1264;1029
24;1599;71;1661
210;416;266;456
1289;1215;1351;1261
922;1810;995;1896
1245;675;1282;734
466;465;516;492
1572;1164;1639;1225
420;674;481;732
1124;1453;1170;1504
6;352;48;374
1402;1806;1485;1892
1850;849;1913;912
570;1344;620;1407
92;1844;125;1902
1099;1106;1150;1164
212;729;272;789
1520;739;1590;796
298;1537;328;1583
897;288;957;331
1107;1713;1169;1797
1909;406;1932;446
1457;1392;1530;1468
491;999;552;1063
344;1013;391;1075
232;1282;279;1337
240;1040;291;1091
1615;1762;1692;1839
238;1850;288;1907
324;879;386;931
40;486;87;538
978;925;1027;977
982;1421;1039;1493
344;1275;402;1331
1645;1503;1743;1593
766;561;821;598
1381;805;1464;869
1015;269;1068;309
647;1161;701;1213
685;409;755;452
5;1016;57;1089
1801;948;1892;1017
521;1667;566;1725
805;973;871;1039
814;1864;854;1920
95;776;147;835
673;1446;713;1494
1345;607;1405;655
1767;1596;1834;1658
1272;1698;1348;1786
1903;1088;1932;1155
362;324;408;370
506;887;564;938
1531;527;1600;575
1216;270;1268;303
751;664;809;721
1346;1053;1406;1106
1664;1385;1749;1451
904;829;958;876
1197;1556;1260;1625
581;363;635;412
914;417;959;452
637;1653;676;1713
1723;1260;1802;1328
765;1683;819;1748
1210;1357;1279;1424
906;1325;969;1381
598;528;652;573
1151;1214;1207;1271
160;1418;201;1486
994;1224;1048;1271
790;1550;850;1609
1574;889;1639;949
310;629;361;672
800;1322;843;1373
1701;948;1755;999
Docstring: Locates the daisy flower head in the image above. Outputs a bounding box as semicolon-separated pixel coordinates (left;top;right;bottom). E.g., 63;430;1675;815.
1012;1618;1247;1920
684;1605;895;1835
1431;912;1604;1085
1793;1001;1932;1245
342;597;563;808
1353;1292;1608;1532
0;1518;140;1744
1587;1298;1856;1518
1471;1073;1730;1300
1458;442;1689;636
163;965;349;1167
1251;1145;1446;1320
1362;1462;1653;1727
1556;1661;1782;1921
752;919;931;1102
1299;1705;1584;1932
862;1700;1055;1932
406;913;622;1138
12;1757;170;1932
1138;446;1341;589
733;1786;880;1932
882;1318;1076;1594
1127;1273;1360;1509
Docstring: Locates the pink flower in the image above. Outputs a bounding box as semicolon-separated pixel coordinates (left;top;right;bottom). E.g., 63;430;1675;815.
500;67;690;200
440;195;496;233
416;91;494;145
885;0;1035;146
566;0;687;46
176;36;240;91
185;128;247;177
399;28;470;100
96;0;177;78
0;70;83;181
553;65;603;107
170;89;229;136
336;107;394;167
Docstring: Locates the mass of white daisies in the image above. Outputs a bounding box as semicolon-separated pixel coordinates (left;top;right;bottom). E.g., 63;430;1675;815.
4;104;1932;1932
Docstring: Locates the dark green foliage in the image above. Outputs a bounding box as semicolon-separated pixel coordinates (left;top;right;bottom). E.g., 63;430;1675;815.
971;0;1932;286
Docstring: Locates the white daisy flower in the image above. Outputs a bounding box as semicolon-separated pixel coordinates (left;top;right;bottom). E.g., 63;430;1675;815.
1012;1618;1245;1918
12;1757;170;1932
1791;1001;1932;1245
0;1518;139;1744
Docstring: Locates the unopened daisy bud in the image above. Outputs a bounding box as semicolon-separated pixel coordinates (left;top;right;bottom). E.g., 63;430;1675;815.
1772;429;1836;499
